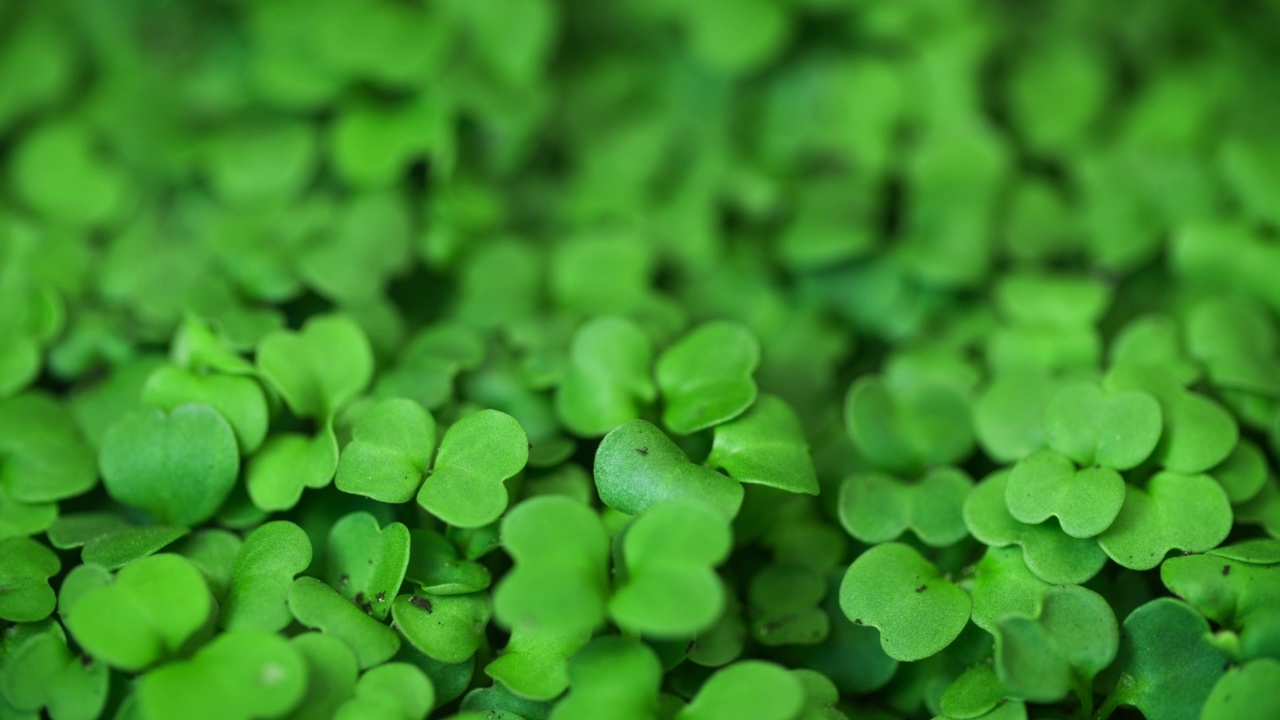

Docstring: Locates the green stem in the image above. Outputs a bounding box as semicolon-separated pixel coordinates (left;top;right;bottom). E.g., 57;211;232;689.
1094;691;1121;720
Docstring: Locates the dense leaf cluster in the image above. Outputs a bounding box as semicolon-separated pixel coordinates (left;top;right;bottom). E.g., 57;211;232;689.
3;1;1280;719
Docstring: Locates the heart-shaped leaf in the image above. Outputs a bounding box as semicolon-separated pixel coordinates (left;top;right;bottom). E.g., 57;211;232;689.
336;398;436;503
655;321;759;434
0;483;56;540
1110;314;1200;386
287;576;400;669
494;496;610;633
289;633;360;720
963;470;1107;585
325;512;410;621
967;547;1053;635
993;585;1118;706
0;536;60;621
611;500;732;638
1160;540;1280;629
1236;476;1280;537
1043;381;1162;470
255;314;374;419
704;394;818;495
593;420;743;519
0;620;109;720
837;467;972;547
1099;598;1229;720
99;403;239;526
334;662;435;720
245;426;339;511
838;542;972;661
461;682;554;719
142;366;269;454
1201;659;1280;720
555;316;655;437
1104;363;1238;473
137;631;307;720
222;521;312;632
549;637;662;720
64;554;211;671
675;660;804;720
844;375;975;475
798;568;898;695
173;529;242;604
417;409;529;528
1005;449;1125;538
486;623;592;701
973;369;1056;463
1212;439;1269;504
392;591;491;664
0;392;96;503
405;529;491;595
1097;471;1233;570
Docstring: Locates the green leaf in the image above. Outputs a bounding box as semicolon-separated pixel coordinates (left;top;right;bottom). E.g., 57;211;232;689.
655;321;759;435
837;467;972;547
336;398;436;503
1101;598;1229;720
138;631;307;720
289;633;360;720
64;554;211;671
417;409;529;527
939;663;1008;720
549;637;662;720
593;420;743;518
0;621;109;720
611;500;732;639
246;425;339;511
0;483;56;540
844;375;974;475
1160;541;1280;629
222;521;312;632
287;576;400;669
0;392;96;503
1004;449;1125;538
683;0;791;75
705;395;818;495
47;512;189;570
748;563;829;646
963;470;1107;585
255;314;374;419
141;366;269;454
1110;314;1200;386
967;547;1052;635
973;370;1055;463
675;660;804;720
486;623;592;702
993;586;1118;705
494;496;610;633
1097;472;1233;570
335;662;435;720
325;512;410;621
1043;381;1162;470
173;529;242;603
1104;363;1238;474
0;536;60;621
1211;439;1268;504
9;120;128;227
1201;659;1280;720
393;591;491;664
405;529;491;595
838;542;972;661
554;317;655;437
99;404;240;526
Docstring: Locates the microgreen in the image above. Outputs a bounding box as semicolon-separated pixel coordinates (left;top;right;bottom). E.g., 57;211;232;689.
417;409;529;528
611;500;732;638
405;529;491;595
838;542;972;661
676;661;804;720
549;637;662;720
704;394;819;495
0;619;109;720
289;634;360;720
255;314;374;420
1042;381;1162;470
1097;471;1233;570
141;366;269;454
392;591;491;664
838;467;972;547
844;374;974;475
334;662;435;720
0;536;60;621
593;420;743;518
47;512;189;570
324;512;410;621
1005;449;1125;538
221;521;312;632
0;392;97;503
1201;659;1280;720
99;404;240;526
246;426;339;511
655;321;760;435
485;623;592;701
1159;540;1280;629
963;470;1107;585
287;576;400;669
555;316;655;437
64;554;211;671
